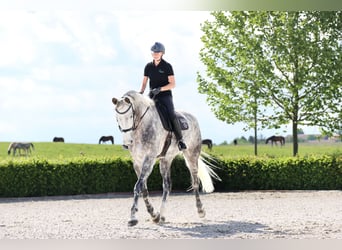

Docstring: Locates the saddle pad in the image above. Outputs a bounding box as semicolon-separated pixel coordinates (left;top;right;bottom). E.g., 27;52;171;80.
177;114;189;130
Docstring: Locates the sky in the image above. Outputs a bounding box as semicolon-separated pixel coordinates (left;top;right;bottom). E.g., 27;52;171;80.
0;9;319;145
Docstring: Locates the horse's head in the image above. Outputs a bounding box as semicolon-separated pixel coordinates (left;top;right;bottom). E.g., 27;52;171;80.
112;95;135;147
112;90;152;148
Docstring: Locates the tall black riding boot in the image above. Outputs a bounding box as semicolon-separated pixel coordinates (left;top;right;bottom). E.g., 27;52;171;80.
171;117;187;151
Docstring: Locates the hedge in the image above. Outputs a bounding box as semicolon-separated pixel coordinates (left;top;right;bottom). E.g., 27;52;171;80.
212;154;342;191
0;154;341;197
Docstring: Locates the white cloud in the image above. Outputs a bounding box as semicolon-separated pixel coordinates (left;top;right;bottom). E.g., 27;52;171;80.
0;12;36;66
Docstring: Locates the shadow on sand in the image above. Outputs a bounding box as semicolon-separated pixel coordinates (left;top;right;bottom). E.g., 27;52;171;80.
160;220;272;238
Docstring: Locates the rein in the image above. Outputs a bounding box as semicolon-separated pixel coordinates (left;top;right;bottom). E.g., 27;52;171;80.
115;101;150;133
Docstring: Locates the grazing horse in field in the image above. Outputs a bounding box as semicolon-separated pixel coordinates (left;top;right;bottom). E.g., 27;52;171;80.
7;142;34;156
98;135;114;144
112;90;220;227
53;137;65;142
201;139;213;150
265;135;285;146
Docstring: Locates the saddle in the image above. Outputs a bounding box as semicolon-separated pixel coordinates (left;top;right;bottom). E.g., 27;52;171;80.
155;101;189;158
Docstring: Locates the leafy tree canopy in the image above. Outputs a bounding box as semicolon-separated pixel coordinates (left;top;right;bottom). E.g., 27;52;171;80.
198;11;342;155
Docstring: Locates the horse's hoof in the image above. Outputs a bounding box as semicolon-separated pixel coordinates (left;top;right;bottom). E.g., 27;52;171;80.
160;216;166;223
198;209;206;218
152;213;161;223
128;219;138;227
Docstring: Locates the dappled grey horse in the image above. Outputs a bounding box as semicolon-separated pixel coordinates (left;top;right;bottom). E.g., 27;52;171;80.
112;90;220;226
7;142;34;156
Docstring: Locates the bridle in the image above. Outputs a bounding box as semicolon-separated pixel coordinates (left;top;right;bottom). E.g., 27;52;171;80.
115;99;150;133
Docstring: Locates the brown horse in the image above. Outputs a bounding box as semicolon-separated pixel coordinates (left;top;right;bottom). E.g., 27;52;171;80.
99;135;114;144
265;135;285;146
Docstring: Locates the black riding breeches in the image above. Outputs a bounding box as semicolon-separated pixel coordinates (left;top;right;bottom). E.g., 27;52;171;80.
154;95;176;121
153;94;183;141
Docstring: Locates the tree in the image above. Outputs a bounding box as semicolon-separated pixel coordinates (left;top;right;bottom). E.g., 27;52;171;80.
198;11;342;156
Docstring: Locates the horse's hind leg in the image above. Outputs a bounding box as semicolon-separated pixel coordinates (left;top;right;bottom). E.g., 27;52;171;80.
184;154;206;218
155;158;172;223
193;173;205;218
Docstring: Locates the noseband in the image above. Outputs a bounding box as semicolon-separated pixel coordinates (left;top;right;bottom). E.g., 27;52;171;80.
115;100;149;133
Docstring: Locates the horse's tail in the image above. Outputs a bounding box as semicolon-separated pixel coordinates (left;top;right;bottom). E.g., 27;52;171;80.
31;143;35;150
197;152;221;193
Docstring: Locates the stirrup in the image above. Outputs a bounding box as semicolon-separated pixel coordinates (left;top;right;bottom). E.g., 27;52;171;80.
178;140;187;151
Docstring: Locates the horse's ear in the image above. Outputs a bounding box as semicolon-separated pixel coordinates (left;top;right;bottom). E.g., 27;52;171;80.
124;97;131;104
112;98;118;105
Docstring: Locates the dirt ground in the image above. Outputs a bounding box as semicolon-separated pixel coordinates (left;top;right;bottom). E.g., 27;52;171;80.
0;191;341;239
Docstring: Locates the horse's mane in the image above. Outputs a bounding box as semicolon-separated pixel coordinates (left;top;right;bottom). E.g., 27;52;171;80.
123;90;154;107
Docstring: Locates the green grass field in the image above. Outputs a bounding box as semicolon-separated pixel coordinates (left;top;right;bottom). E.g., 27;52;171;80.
0;141;341;162
204;142;342;158
0;142;130;161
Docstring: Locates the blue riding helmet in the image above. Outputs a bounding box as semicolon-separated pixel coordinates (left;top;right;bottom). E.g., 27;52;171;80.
151;42;165;53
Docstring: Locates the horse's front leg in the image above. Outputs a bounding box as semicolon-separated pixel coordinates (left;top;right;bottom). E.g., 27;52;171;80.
128;158;155;227
128;177;143;227
142;183;159;223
